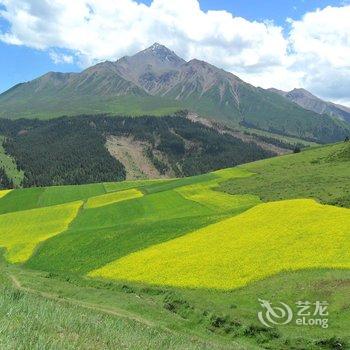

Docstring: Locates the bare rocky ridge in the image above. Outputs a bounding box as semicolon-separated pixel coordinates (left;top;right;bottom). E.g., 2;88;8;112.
269;88;350;123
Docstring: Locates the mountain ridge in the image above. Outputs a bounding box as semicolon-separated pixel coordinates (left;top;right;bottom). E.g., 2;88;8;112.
0;43;349;143
269;87;350;123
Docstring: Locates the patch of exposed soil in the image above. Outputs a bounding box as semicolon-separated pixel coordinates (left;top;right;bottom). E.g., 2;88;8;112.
106;136;172;180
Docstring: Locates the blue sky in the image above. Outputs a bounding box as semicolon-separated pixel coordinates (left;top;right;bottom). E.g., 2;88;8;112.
0;0;349;104
141;0;345;24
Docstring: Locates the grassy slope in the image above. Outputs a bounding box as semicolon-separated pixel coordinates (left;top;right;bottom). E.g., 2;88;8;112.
0;95;182;120
0;135;23;186
175;83;350;142
0;269;224;350
220;142;350;207
5;263;349;350
0;143;349;349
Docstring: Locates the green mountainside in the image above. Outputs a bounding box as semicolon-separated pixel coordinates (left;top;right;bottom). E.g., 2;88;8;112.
0;43;349;143
0;115;277;188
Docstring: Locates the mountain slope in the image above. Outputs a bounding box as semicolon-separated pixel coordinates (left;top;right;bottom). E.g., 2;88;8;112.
0;44;349;143
115;43;186;94
270;87;350;123
0;115;275;188
0;142;349;349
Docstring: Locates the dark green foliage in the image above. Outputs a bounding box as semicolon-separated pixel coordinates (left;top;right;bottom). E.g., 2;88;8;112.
316;337;348;350
0;167;13;189
243;325;280;344
0;115;274;187
163;293;193;319
144;147;170;175
248;132;306;150
3;118;126;187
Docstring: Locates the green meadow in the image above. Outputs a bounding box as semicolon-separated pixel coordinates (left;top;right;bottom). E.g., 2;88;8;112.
0;142;349;349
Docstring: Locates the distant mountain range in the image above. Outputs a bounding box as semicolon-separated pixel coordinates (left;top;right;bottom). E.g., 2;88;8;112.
269;88;350;124
0;43;349;143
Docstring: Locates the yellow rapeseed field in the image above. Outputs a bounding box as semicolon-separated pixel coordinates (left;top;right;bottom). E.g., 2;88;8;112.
85;189;143;209
0;201;82;263
0;189;11;199
176;168;260;212
89;199;350;290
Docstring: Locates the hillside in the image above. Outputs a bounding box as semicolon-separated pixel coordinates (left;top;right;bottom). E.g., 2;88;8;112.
0;114;283;188
0;43;349;143
270;87;350;123
0;142;349;349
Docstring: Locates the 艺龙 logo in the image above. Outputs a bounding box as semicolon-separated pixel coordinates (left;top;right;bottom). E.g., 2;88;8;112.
258;298;293;328
257;299;329;329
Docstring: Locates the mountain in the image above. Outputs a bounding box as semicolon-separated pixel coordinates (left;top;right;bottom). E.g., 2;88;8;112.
270;87;350;123
0;43;349;143
115;43;186;94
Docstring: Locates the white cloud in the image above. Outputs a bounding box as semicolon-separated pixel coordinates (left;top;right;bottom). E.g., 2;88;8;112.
0;0;350;105
49;51;74;64
0;0;287;68
287;5;350;104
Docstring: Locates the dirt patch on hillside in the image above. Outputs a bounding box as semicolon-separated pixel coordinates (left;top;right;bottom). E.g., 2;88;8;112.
106;136;172;180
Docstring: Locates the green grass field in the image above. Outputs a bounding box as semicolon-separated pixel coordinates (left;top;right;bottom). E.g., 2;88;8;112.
0;142;349;349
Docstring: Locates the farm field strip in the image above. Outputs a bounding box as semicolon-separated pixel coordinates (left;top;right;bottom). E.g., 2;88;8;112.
37;183;107;207
24;169;259;274
0;201;83;263
0;189;11;199
89;199;350;290
25;188;228;274
103;179;171;193
85;188;144;209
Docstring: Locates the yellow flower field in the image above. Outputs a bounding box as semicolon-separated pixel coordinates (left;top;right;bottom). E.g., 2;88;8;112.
0;189;11;199
89;199;350;290
0;201;82;263
85;188;143;209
